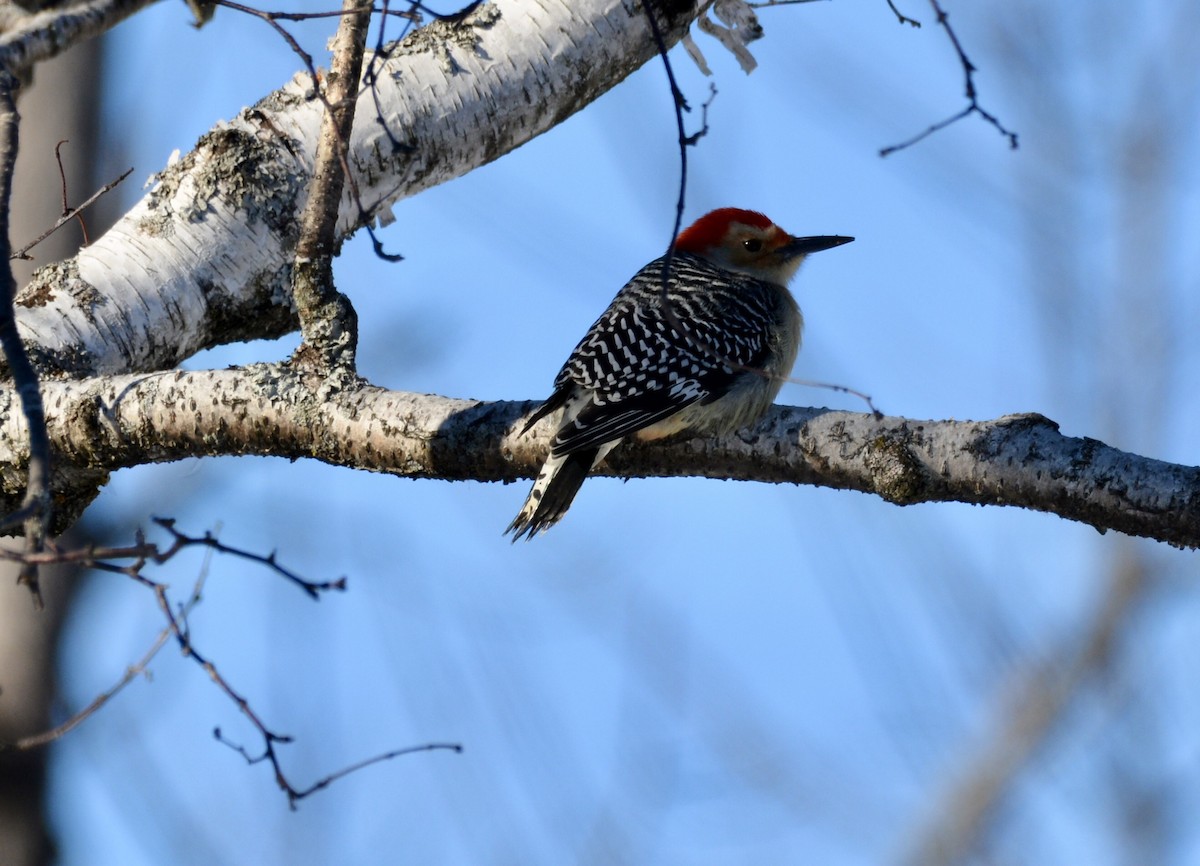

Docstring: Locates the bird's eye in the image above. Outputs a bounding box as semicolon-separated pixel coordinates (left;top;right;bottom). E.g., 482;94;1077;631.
742;238;763;253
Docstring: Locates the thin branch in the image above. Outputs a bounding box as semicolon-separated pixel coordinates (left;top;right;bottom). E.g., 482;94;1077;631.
880;0;1017;156
0;518;394;807
152;576;436;811
0;0;162;75
11;165;132;261
639;0;700;248
8;621;172;749
215;729;462;806
287;742;464;798
213;0;321;94
214;0;408;263
0;518;341;752
290;0;372;369
0;514;452;809
53;141;82;241
4;538;218;751
215;2;421;24
884;0;920;27
881;104;972;157
150;517;347;599
0;517;347;598
8;0;707;381
0;72;49;607
198;0;413;364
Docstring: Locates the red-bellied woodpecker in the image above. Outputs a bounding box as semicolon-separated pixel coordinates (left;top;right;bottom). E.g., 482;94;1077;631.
506;207;853;540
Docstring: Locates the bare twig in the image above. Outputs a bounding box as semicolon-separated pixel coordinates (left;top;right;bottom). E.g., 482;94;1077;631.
11;165;132;261
53;141;81;240
284;742;463;798
151;568;446;810
212;0;423;26
362;0;420;169
214;0;406;263
885;0;920;27
640;0;704;245
214;0;322;94
8;621;173;749
0;514;447;808
0;517;348;598
0;0;161;75
215;729;462;807
880;0;1017;156
290;0;372;369
150;517;346;598
4;538;218;751
0;71;49;607
0;519;417;807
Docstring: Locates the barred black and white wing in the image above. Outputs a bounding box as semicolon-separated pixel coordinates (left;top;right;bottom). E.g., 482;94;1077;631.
547;255;785;452
506;253;800;540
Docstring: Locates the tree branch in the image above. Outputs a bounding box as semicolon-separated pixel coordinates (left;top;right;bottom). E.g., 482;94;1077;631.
0;368;1196;548
8;0;701;379
10;165;133;261
0;70;49;606
0;0;163;75
901;553;1152;866
880;0;1017;156
291;0;370;370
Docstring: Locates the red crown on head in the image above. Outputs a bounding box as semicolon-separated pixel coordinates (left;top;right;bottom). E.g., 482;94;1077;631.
675;208;775;253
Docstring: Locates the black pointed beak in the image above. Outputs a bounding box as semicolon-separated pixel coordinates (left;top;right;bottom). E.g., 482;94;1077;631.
782;235;854;257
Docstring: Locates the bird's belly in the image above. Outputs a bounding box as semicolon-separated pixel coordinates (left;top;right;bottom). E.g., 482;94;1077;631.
634;376;779;443
634;414;694;442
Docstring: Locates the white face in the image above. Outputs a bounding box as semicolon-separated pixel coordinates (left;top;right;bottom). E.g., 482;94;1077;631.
701;221;806;286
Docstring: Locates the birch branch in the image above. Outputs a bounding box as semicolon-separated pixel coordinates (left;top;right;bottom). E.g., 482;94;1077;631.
0;0;162;74
290;0;370;369
9;0;701;379
1;369;1196;547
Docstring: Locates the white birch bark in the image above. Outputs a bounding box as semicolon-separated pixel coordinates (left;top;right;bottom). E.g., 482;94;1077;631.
11;0;702;377
0;0;1195;551
0;367;1197;547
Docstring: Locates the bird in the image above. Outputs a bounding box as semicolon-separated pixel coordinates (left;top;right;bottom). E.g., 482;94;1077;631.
505;207;853;540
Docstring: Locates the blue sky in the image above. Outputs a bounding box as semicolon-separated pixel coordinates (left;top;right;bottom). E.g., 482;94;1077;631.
45;2;1200;864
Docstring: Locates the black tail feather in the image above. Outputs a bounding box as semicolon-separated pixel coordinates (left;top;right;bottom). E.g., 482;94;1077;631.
505;448;598;541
